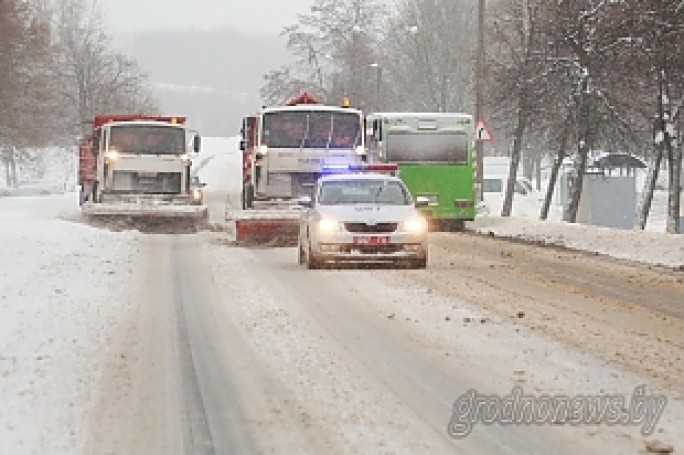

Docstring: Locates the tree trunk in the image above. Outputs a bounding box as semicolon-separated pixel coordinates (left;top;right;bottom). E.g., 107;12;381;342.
540;125;569;221
666;135;682;234
8;148;18;187
564;137;590;223
501;106;528;217
634;146;664;230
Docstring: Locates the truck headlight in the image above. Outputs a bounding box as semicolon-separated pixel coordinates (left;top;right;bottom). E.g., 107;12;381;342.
192;188;202;200
105;149;118;161
401;217;428;233
318;218;340;234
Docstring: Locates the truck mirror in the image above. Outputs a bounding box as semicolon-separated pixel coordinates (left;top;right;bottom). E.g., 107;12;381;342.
296;195;312;207
193;135;201;154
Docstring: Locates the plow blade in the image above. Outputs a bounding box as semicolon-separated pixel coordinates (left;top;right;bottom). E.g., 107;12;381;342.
82;202;208;232
230;210;300;246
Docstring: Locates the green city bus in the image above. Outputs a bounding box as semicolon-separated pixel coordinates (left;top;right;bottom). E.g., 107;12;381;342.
365;113;476;231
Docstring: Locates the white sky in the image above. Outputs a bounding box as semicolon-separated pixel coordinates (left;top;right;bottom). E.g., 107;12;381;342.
98;0;313;36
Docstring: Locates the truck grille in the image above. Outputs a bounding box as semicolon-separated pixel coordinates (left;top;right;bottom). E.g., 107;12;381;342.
112;171;181;194
344;222;398;233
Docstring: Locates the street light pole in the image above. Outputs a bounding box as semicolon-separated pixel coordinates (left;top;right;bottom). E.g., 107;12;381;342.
369;63;382;111
475;0;486;202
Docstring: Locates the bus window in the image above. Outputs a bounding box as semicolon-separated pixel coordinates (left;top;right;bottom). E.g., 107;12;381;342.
386;131;468;163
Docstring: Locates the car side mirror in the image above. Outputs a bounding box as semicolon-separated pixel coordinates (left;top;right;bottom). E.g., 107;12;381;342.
297;195;312;208
415;196;430;208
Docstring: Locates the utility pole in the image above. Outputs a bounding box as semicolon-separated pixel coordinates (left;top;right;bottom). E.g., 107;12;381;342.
370;63;382;111
475;0;486;201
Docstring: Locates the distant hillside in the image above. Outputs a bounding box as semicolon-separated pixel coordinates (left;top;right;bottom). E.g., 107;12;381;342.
120;27;293;136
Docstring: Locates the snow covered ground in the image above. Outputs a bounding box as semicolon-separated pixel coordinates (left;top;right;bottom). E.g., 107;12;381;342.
470;212;684;269
0;194;141;453
0;137;682;452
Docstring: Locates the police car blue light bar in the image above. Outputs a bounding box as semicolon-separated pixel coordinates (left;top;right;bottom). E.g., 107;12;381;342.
348;163;398;172
322;162;398;173
322;164;350;172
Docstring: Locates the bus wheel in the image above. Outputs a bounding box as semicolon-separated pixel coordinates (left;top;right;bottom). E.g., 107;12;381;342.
448;220;465;232
242;182;254;209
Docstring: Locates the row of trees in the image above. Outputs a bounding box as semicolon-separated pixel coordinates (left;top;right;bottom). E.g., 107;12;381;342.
0;0;156;186
261;0;478;114
489;0;683;233
263;0;683;232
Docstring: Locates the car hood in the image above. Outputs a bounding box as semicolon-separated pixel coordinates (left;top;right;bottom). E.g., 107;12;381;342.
316;204;420;223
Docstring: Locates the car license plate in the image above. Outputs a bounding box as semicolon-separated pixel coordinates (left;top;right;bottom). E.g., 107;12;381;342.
353;235;390;245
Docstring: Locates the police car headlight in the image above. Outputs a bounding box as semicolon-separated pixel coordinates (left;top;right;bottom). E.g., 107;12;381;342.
401;217;428;233
318;218;341;233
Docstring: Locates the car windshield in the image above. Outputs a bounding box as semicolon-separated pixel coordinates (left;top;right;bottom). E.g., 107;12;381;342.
318;179;410;205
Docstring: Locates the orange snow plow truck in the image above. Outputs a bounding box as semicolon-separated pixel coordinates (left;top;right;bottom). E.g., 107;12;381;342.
228;93;366;245
234;93;366;245
78;114;207;226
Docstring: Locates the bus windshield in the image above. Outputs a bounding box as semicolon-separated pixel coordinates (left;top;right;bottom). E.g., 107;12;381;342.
385;131;468;163
110;125;185;155
262;110;361;149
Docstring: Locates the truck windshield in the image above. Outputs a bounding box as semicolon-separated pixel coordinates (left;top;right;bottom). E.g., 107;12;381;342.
386;131;468;163
109;125;185;155
318;180;409;206
262;110;361;149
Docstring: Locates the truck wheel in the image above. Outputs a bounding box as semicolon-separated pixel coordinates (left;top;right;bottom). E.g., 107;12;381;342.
306;243;323;269
447;220;465;232
410;255;427;269
91;182;100;203
298;242;305;265
242;183;254;209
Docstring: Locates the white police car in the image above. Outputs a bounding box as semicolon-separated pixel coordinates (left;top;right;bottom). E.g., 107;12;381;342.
298;164;429;269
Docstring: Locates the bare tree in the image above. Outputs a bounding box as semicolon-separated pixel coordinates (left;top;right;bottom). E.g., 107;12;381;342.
381;0;477;112
50;0;157;141
0;0;54;186
260;0;387;108
487;0;549;217
628;0;684;233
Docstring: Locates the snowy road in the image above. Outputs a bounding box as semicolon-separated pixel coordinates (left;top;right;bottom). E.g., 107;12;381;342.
2;138;683;453
81;229;683;454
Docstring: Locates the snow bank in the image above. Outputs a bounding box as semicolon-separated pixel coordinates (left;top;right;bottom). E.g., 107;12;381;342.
469;215;684;269
0;194;141;453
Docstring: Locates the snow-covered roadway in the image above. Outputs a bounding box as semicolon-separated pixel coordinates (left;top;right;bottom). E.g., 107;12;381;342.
1;138;683;454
